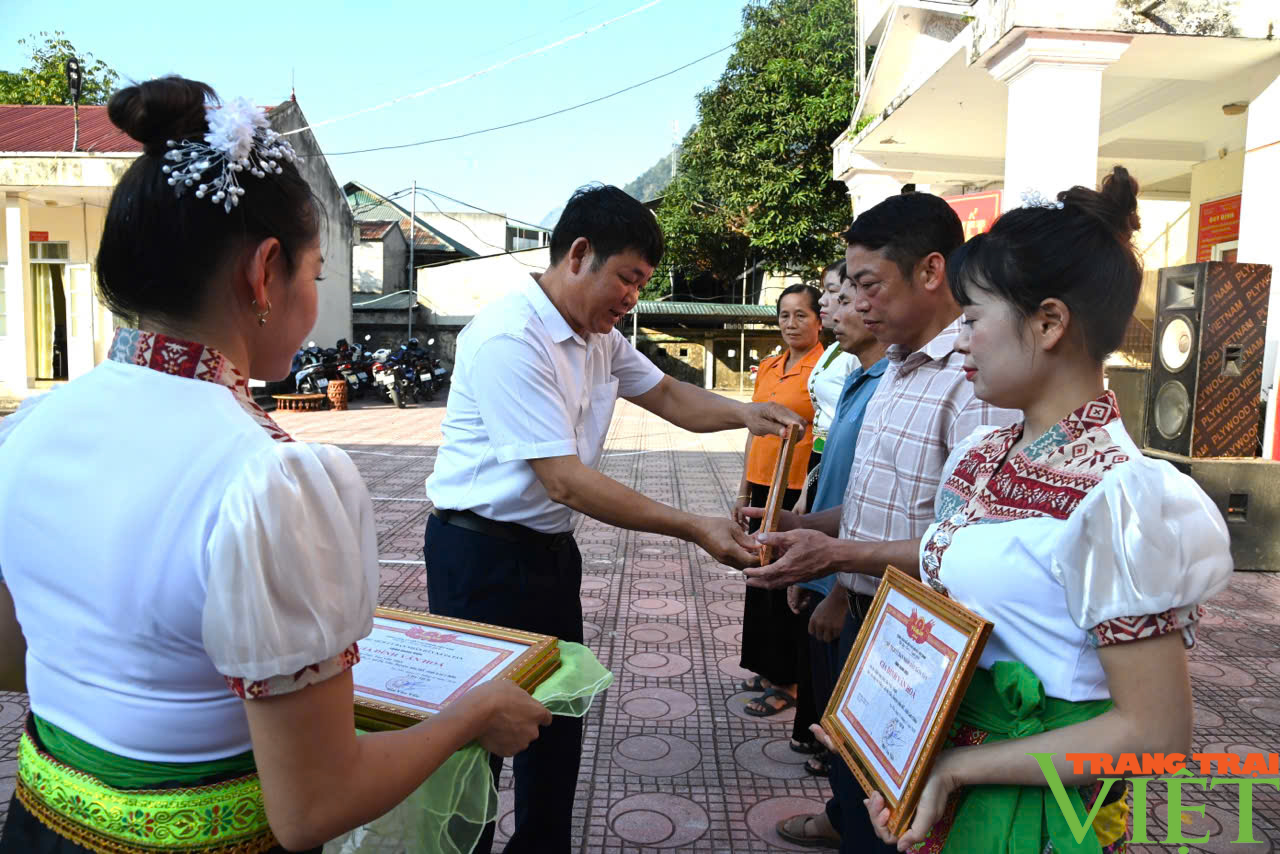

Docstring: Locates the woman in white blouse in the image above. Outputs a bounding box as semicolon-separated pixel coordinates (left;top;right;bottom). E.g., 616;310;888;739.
0;76;549;854
798;167;1232;853
807;260;857;467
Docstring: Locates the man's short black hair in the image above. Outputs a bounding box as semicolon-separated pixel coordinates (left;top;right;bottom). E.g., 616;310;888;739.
841;193;964;279
550;184;664;269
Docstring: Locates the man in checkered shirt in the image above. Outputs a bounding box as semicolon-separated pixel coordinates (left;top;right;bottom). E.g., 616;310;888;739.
744;192;1019;852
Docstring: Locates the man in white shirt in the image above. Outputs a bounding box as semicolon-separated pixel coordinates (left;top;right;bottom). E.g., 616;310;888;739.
424;185;802;853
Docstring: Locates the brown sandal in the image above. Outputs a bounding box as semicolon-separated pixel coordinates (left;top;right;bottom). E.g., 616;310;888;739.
776;813;841;848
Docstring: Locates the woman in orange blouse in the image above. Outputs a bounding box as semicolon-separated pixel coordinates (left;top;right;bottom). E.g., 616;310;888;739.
732;284;823;722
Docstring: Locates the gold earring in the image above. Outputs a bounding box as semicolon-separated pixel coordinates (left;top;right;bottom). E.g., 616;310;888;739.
252;298;271;327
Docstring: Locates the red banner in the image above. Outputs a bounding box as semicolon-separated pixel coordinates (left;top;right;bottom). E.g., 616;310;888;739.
944;191;1002;241
28;231;48;242
1195;194;1241;262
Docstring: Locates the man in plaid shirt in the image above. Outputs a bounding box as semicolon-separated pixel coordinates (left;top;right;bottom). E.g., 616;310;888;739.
744;192;1019;851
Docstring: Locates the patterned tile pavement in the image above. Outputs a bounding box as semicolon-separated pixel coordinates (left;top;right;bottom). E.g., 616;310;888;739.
1;392;1279;851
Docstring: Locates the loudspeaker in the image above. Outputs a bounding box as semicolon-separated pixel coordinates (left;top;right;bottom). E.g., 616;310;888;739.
1104;366;1148;442
1144;262;1271;457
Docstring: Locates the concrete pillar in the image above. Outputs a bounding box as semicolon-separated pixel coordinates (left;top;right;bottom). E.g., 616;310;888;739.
3;195;31;396
987;31;1131;212
846;172;905;220
1237;72;1280;457
703;335;715;389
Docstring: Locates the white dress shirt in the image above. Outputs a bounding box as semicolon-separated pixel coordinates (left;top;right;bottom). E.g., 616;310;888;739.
426;278;664;533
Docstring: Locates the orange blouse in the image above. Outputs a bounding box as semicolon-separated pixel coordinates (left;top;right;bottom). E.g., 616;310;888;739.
745;343;822;489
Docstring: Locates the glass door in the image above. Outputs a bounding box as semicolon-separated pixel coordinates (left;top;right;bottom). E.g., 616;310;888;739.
31;242;70;380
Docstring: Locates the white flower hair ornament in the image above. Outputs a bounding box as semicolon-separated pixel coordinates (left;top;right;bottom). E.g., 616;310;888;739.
1019;189;1064;210
161;97;296;214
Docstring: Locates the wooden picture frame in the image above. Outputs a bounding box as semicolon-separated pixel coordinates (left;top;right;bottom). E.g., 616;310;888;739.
758;423;802;565
353;607;560;732
821;567;992;836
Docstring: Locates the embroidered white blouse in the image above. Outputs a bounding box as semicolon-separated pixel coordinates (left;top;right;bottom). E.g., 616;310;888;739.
917;392;1232;702
0;330;378;762
806;341;855;443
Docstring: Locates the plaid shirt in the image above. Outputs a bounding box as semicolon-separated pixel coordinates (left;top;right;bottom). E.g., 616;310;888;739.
838;317;1020;594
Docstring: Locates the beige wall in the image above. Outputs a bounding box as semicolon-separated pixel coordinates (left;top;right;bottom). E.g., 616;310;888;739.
759;271;808;308
1186;150;1245;257
0;203;106;265
0;196;116;401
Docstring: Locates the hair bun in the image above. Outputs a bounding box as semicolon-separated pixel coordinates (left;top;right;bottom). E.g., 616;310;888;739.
1057;165;1141;243
108;76;217;156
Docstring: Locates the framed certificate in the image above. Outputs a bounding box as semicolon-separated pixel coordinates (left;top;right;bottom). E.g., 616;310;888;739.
759;423;802;565
821;567;991;836
353;607;560;731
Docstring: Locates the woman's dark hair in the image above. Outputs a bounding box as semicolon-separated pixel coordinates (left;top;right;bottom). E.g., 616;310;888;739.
819;260;845;285
777;283;821;317
550;184;664;269
948;166;1143;362
97;76;320;321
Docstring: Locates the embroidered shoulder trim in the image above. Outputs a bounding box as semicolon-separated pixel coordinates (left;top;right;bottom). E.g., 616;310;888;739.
108;328;292;443
1089;605;1204;650
922;392;1127;594
225;643;360;700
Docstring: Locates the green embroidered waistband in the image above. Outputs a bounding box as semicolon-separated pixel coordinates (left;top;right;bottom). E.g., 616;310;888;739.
32;715;256;790
16;732;276;853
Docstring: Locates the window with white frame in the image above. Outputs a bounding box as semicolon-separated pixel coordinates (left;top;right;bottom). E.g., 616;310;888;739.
31;241;70;261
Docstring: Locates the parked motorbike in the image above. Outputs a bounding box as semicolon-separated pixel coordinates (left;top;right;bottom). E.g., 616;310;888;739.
371;360;406;408
424;338;450;391
294;342;329;394
333;338;369;399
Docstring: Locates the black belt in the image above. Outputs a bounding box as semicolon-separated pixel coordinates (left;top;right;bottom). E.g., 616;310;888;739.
432;508;573;550
846;590;875;622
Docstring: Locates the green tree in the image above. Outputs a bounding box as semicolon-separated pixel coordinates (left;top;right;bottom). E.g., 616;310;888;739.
0;31;119;106
650;0;859;298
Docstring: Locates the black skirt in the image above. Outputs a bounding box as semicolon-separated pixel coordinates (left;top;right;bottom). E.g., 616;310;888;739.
738;480;804;685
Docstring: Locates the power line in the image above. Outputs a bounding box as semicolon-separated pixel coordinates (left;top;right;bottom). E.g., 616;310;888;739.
312;44;732;157
416;187;550;232
413;188;544;269
282;0;665;137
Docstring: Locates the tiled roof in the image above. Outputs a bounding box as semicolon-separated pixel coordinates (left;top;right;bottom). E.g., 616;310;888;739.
628;301;776;318
353;291;419;310
0;104;142;153
345;182;470;254
358;220;397;240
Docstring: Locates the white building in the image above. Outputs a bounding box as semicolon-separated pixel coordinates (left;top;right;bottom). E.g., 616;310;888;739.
416;210;550;256
834;0;1280;448
0;101;353;404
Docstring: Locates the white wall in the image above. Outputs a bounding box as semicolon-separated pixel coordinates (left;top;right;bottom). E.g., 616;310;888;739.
416;248;550;318
1238;72;1280;454
353;243;383;293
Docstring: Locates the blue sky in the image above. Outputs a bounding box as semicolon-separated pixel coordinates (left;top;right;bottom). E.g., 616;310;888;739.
2;0;749;225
